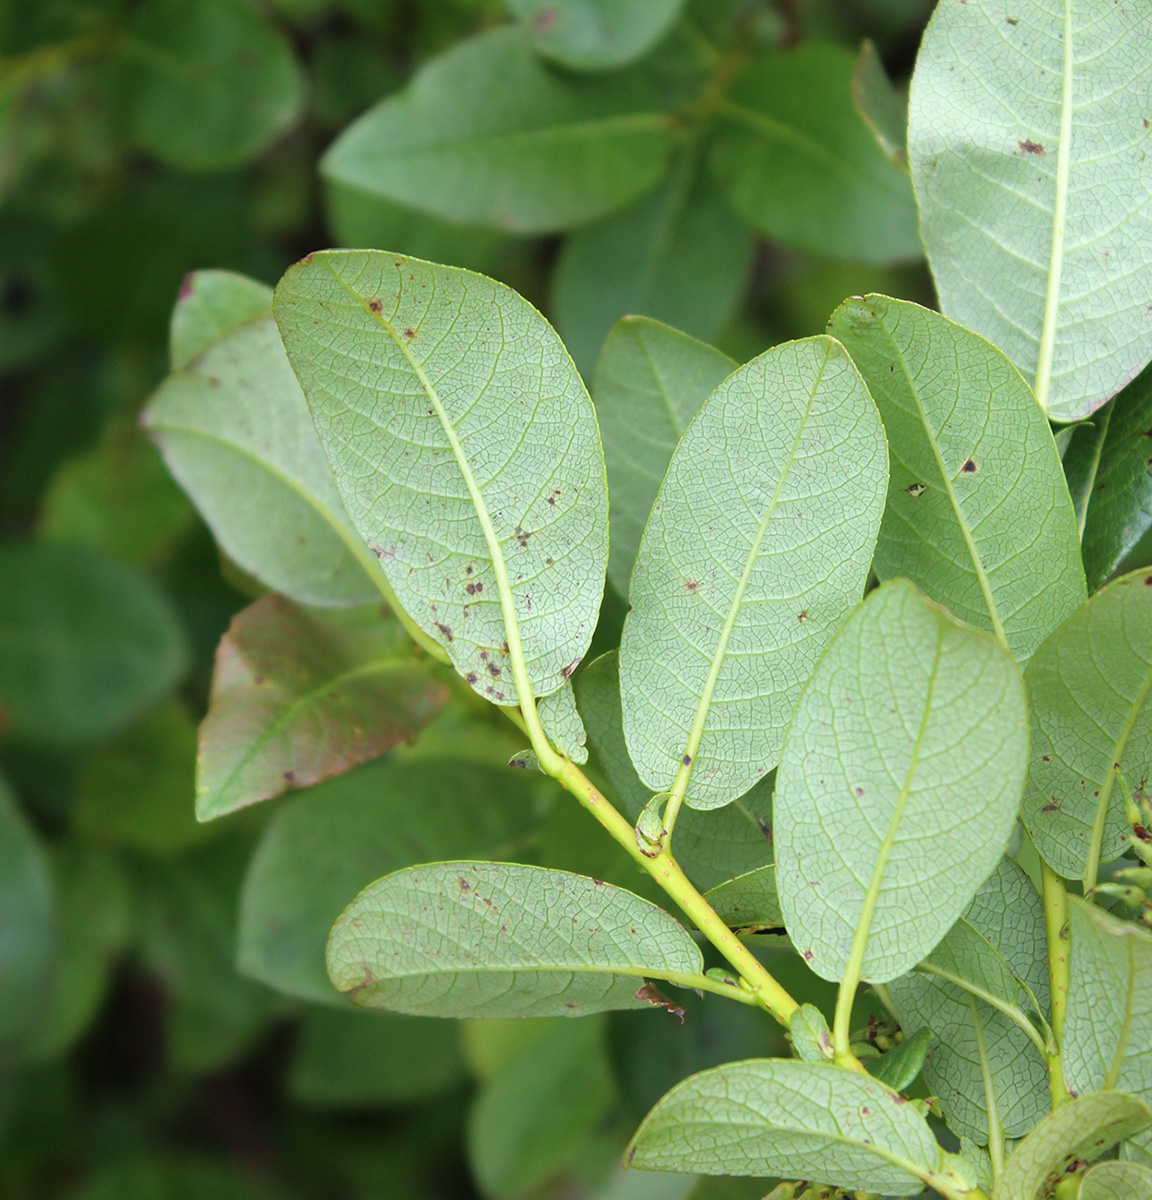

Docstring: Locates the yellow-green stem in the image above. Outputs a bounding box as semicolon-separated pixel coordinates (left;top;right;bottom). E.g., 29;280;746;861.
1041;861;1070;1108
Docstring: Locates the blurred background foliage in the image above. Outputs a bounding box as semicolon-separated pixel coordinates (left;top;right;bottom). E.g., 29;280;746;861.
0;1;939;1197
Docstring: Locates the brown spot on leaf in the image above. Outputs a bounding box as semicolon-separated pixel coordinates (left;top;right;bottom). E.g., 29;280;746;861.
1019;139;1045;155
683;755;692;767
561;658;581;681
435;623;453;642
634;983;685;1022
803;949;814;962
283;770;296;782
961;459;978;473
906;483;926;498
797;610;808;622
404;328;415;340
487;662;501;678
1041;802;1060;813
686;579;698;591
368;299;382;313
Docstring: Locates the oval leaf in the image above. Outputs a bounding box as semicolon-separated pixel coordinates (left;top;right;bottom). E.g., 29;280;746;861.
326;861;703;1018
888;858;1050;1142
238;759;545;1004
197;596;451;819
620;335;888;810
997;1091;1152;1200
1078;1161;1152;1200
775;580;1028;983
320;27;681;235
829;294;1085;664
711;43;920;262
908;0;1152;420
590;318;735;598
703;867;781;932
169;269;273;370
144;306;387;608
274;249;608;714
1064;897;1152;1163
625;1058;939;1196
1021;570;1152;882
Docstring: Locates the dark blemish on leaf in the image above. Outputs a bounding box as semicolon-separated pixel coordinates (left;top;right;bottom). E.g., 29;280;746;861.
1145;575;1152;585
545;557;554;566
756;816;772;841
480;651;488;660
502;641;509;654
487;662;501;678
906;483;926;497
547;488;560;506
435;623;453;642
683;755;692;767
1042;755;1051;762
803;950;814;962
961;459;978;473
368;299;382;313
393;258;404;267
1041;802;1060;813
798;610;808;622
466;583;478;595
1019;139;1045;155
561;658;581;681
592;879;605;887
634;983;685;1022
1006;14;1019;23
855;787;864;796
458;877;471;891
1145;119;1151;129
465;565;473;574
178;274;194;300
686;579;698;591
302;252;315;264
466;672;477;685
515;526;531;547
404;328;416;340
283;771;295;782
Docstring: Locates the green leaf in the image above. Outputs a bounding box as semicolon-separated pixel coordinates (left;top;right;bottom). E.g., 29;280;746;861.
20;847;131;1064
790;1004;834;1063
197;595;450;819
468;1017;616;1198
907;0;1152;421
169;269;274;370
536;682;588;764
853;39;907;168
122;0;304;171
0;542;187;745
0;774;54;1057
274;249;608;714
1063;364;1152;590
576;651;774;892
1021;570;1152;882
703;867;781;931
996;1091;1152;1200
828;295;1086;664
619;335;887;810
888;858;1050;1142
1064;898;1152;1162
710;43;920;262
324;183;509;276
590;318;735;598
287;1007;465;1108
553;170;752;379
508;0;686;70
237;759;548;1003
776;580;1028;984
867;1027;930;1093
326;861;703;1018
1078;1160;1152;1200
74;701;218;855
625;1058;939;1196
143;305;390;609
320;27;682;234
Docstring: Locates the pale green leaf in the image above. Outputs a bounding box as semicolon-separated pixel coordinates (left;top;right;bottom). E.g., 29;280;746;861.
828;294;1086;664
123;0;304;171
169;269;274;370
326;862;703;1018
274;249;608;712
508;0;686;70
620;335;887;810
1064;898;1152;1162
625;1058;939;1196
908;0;1152;421
197;595;450;819
590;318;735;598
853;39;907;168
888;858;1050;1141
0;543;187;745
703;867;781;931
320;27;682;234
1078;1160;1152;1200
576;651;774;892
0;774;54;1057
868;1027;931;1093
287;1007;464;1108
468;1016;615;1198
553;173;751;379
537;682;588;764
1021;570;1152;882
1062;364;1152;590
776;580;1028;983
144;310;389;608
790;1004;833;1063
996;1091;1152;1200
238;759;546;1004
711;43;920;262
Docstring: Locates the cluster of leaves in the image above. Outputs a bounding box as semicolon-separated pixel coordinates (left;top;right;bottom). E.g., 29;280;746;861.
3;2;1152;1200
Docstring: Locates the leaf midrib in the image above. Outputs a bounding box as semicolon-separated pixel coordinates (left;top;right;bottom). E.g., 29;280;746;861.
671;344;830;802
877;313;1009;649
